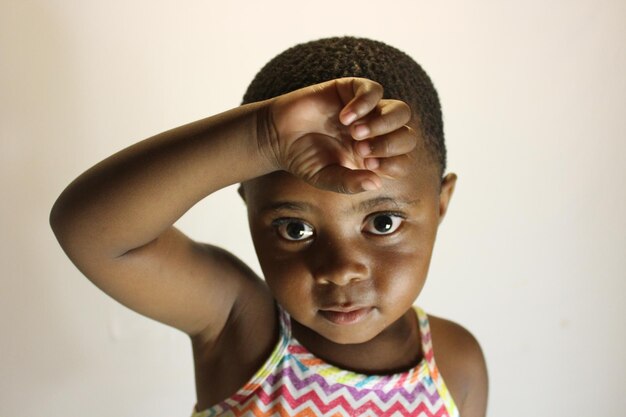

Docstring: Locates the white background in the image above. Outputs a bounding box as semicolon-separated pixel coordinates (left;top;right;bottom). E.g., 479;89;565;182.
2;1;625;416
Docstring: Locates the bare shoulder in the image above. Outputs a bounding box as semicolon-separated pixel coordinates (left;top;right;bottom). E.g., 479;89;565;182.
189;240;277;353
190;242;278;409
427;314;489;417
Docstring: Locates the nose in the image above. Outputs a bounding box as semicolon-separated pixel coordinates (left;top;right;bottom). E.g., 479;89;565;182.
311;238;369;286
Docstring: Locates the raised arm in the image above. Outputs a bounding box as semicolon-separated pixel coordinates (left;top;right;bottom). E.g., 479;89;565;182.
49;78;415;346
49;101;276;341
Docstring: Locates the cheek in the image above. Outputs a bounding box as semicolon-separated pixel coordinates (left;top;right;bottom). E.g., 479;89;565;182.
373;233;436;302
262;256;314;308
250;222;316;313
376;253;425;295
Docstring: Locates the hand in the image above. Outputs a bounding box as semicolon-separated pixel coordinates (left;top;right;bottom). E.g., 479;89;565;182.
261;77;417;193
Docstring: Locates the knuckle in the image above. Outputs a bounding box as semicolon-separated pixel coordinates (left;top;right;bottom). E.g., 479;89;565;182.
382;113;394;131
372;80;384;94
398;130;414;153
401;101;412;119
386;137;395;155
372;112;392;135
405;126;419;148
378;137;391;156
386;100;411;124
393;101;412;124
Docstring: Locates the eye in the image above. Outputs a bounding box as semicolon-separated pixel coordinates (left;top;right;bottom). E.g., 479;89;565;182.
363;213;404;235
272;219;314;241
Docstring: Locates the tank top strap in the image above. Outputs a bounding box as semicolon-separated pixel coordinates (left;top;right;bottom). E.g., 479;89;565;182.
413;306;460;417
414;306;437;374
225;303;291;403
277;302;292;340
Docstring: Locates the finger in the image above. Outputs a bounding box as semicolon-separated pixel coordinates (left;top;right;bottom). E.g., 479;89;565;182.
336;78;384;126
309;164;382;194
349;100;412;140
369;154;416;179
353;125;418;158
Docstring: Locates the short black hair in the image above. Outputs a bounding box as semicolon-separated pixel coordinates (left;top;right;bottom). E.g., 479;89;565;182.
242;36;446;175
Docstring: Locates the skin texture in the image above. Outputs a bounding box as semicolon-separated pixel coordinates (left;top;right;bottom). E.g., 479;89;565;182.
50;78;488;416
243;152;444;361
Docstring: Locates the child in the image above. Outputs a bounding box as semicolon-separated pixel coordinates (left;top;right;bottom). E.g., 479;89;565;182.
50;36;488;416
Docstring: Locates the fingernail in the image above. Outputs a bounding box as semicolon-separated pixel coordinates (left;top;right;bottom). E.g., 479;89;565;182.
342;111;357;125
357;142;372;156
361;179;379;191
354;124;370;139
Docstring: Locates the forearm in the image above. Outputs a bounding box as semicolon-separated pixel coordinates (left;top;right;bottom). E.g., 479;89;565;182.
50;100;274;258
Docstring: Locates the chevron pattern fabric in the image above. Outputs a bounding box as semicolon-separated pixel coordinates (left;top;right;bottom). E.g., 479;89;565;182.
192;306;459;417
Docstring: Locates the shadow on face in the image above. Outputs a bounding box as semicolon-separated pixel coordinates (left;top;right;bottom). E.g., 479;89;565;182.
236;141;457;345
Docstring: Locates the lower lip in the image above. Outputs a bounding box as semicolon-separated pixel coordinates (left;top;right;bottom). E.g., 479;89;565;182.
319;307;373;325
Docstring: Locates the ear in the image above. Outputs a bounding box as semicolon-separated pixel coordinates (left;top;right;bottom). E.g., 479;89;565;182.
438;173;457;225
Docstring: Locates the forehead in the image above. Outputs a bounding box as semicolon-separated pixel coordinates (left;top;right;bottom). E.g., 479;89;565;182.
243;154;440;215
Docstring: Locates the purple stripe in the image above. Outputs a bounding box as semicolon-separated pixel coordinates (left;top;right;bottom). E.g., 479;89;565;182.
262;364;442;405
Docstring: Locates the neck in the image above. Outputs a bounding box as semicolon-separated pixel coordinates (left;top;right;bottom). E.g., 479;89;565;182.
291;308;422;374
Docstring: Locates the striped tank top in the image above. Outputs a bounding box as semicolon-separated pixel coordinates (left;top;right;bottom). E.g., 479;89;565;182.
191;305;459;417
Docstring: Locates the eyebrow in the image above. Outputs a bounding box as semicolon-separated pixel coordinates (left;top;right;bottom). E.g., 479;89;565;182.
357;196;404;212
262;201;314;213
261;196;420;215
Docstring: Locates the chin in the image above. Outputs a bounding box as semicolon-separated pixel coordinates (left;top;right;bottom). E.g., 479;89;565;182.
321;326;379;345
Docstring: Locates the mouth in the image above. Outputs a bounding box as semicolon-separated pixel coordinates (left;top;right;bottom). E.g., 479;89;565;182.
318;307;373;325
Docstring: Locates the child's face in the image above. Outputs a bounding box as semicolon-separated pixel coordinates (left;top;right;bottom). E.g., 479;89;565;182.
241;148;455;345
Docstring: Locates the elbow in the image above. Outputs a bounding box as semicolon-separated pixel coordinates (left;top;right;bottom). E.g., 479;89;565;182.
49;194;69;245
49;188;78;248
